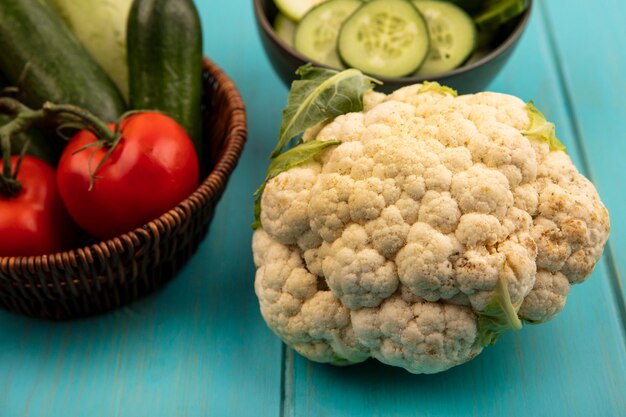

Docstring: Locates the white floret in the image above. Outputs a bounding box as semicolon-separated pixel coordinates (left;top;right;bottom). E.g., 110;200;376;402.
418;191;461;234
351;296;482;374
364;206;410;258
518;270;570;323
322;224;398;309
253;84;610;374
315;113;366;143
261;162;321;245
307;173;354;242
395;223;460;301
363;90;386;111
451;164;514;219
455;213;502;247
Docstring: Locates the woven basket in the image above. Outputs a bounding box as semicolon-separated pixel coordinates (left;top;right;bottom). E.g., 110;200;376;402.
0;58;246;320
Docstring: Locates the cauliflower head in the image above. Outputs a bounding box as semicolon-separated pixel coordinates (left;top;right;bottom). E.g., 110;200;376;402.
252;83;610;374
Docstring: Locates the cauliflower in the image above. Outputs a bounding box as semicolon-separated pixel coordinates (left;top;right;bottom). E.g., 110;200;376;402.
252;73;610;374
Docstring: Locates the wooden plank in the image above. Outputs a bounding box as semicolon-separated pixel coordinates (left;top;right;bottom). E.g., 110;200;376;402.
285;6;626;417
0;1;285;416
541;0;626;308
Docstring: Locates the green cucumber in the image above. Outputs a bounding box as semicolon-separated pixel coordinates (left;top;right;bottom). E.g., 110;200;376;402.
127;0;203;154
0;0;126;121
275;0;329;22
413;1;477;76
338;0;430;78
294;0;362;69
273;13;297;47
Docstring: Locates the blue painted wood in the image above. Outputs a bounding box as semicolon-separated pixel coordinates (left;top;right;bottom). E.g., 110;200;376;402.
0;1;624;417
285;5;626;417
541;0;626;305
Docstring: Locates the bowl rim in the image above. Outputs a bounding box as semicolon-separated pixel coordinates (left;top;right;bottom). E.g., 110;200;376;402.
0;57;247;270
253;0;533;83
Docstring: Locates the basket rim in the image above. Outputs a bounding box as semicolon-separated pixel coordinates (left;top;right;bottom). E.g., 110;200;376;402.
0;57;247;269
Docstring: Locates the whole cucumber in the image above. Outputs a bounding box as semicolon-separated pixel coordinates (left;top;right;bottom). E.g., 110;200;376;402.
127;0;203;154
0;0;126;121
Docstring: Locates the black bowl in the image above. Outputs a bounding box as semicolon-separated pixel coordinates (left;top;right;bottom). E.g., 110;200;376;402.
253;0;532;94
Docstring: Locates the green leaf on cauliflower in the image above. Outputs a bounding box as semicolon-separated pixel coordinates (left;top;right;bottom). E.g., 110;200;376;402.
328;331;369;366
271;64;379;158
477;262;523;346
418;81;458;97
253;140;341;229
523;101;567;152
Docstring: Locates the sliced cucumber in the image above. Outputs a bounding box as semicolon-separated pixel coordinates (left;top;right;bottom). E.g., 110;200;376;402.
474;0;529;29
414;1;476;76
274;13;297;47
275;0;329;21
294;0;362;68
338;0;429;78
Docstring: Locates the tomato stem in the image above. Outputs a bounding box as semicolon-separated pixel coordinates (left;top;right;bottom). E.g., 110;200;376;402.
0;98;33;196
41;103;118;145
0;97;121;196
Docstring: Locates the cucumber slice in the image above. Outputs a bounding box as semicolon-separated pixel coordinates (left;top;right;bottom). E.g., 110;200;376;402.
338;0;429;78
273;13;297;47
274;0;329;21
294;0;362;69
413;1;477;76
474;0;529;29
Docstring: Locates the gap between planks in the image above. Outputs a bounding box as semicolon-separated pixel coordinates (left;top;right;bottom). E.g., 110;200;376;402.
280;344;294;417
539;0;626;345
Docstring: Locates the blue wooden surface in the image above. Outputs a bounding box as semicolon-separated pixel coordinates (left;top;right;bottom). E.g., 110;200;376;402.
1;0;625;416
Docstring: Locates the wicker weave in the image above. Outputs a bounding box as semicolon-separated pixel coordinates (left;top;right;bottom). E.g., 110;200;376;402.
0;58;246;320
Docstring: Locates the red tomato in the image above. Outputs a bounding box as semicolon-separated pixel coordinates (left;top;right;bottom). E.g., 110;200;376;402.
0;156;78;257
57;112;200;240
